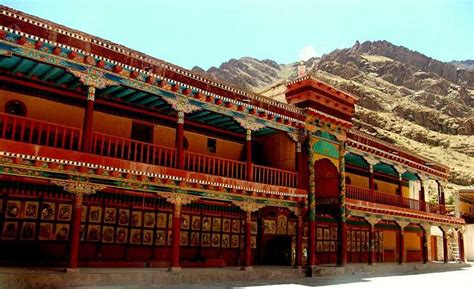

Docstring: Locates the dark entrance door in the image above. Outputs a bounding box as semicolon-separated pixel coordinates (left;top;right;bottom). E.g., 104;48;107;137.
262;236;292;265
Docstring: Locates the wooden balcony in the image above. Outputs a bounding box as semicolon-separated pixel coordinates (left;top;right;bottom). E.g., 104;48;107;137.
346;184;446;215
0;113;297;188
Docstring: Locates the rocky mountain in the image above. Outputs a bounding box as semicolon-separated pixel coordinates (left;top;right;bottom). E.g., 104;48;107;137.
450;60;474;71
192;41;474;197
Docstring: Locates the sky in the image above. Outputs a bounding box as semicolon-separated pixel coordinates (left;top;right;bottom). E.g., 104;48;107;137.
3;0;473;70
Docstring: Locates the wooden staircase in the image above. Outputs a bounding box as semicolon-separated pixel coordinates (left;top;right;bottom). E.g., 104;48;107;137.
448;232;461;263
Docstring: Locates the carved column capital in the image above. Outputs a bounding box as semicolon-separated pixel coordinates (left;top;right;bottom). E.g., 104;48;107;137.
421;223;432;234
287;129;307;144
456;225;466;234
289;205;304;217
364;156;379;167
393;165;407;177
161;192;199;217
177;111;185;124
364;216;380;227
51;180;106;208
440;225;452;234
395;220;410;230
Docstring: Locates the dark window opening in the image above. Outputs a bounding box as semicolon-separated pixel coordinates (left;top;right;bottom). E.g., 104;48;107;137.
183;137;189;150
5;100;27;117
131;122;154;143
345;176;352;185
207;138;216;153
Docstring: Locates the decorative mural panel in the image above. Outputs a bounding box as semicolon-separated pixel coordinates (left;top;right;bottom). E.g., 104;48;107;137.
316;224;337;253
313;140;339;159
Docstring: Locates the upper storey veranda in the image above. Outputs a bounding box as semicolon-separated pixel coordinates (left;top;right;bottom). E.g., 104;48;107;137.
0;5;449;183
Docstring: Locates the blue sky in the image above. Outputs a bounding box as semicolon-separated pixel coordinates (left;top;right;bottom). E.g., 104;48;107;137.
3;0;473;69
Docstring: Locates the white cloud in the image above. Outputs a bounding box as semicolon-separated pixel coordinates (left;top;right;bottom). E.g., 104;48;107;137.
299;45;318;61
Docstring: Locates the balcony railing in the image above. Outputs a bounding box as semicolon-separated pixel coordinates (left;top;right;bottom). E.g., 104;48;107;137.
91;132;176;168
0;112;81;151
0;113;296;188
346;185;446;214
253;164;297;188
184;151;246;180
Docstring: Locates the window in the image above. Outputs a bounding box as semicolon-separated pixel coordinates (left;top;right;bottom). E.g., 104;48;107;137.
5;100;27;116
345;176;352;185
131;122;153;143
207;138;216;153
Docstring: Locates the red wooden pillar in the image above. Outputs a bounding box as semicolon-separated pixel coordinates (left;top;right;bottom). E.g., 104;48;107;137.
398;224;405;264
337;220;347;267
419;180;426;212
369;165;375;202
442;229;449;263
245;130;253;182
438;182;446;214
296;143;304;189
422;227;429;264
368;224;375;265
80;86;95;153
170;202;182;270
68;194;83;270
398;173;404;207
458;231;465;263
295;214;303;268
242;210;252;269
308;219;316;266
176;111;185;170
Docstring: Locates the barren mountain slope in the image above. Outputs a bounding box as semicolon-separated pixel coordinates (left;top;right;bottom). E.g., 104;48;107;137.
192;41;474;199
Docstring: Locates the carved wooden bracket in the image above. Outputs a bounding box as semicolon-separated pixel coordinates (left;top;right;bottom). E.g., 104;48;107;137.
160;192;199;217
288;205;304;217
232;199;266;213
163;95;201;114
287;129;307;144
51;180;106;208
234;116;266;131
395;220;410;230
364;156;379;167
68;67;119;101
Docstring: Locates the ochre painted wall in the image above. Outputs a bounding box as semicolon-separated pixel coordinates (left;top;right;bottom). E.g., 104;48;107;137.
93;112;131;138
1;90;246;161
0;90;84;128
184;130;244;161
404;232;421;250
346;172;369;188
383;230;396;250
460;201;473;216
347;170;409;197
